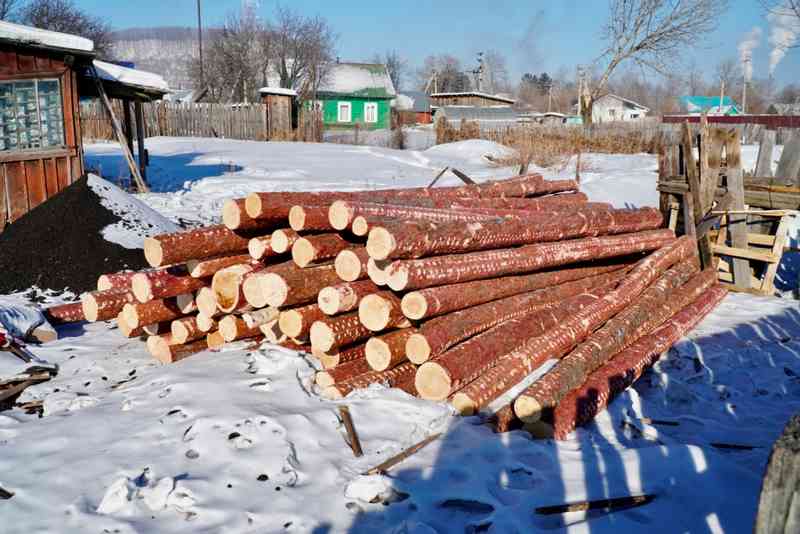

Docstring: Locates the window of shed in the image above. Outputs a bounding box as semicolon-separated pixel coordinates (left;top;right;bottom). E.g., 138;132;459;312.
337;101;351;122
0;79;65;152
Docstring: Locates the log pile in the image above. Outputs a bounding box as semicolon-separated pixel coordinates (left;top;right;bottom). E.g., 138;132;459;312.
49;172;726;438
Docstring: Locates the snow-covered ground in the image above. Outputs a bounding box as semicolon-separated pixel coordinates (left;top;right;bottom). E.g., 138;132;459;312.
2;137;799;533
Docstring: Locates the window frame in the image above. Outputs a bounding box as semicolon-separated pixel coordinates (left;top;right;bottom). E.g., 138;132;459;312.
364;102;378;123
337;101;352;123
0;77;66;155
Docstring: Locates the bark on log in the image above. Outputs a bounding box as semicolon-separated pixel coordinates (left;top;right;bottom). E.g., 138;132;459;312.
81;289;136;322
44;302;85;324
143;322;170;336
366;328;415;371
278;303;326;339
310;311;373;352
147;335;208;364
243;261;339;308
358;291;411;332
187;254;258;277
196;313;219;333
321;362;417;399
218;315;263;342
315;358;373;388
401;262;630;320
248;237;276;260
367;208;663;261
206;330;225;349
121;299;184;329
386;229;676;291
131;270;206;303
117;311;144;338
328;200;500;231
335;248;370;282
755;413;800;534
195;287;219;317
292;234;355;268
314;343;368;369
97;271;137;291
444;237;695;410
222;198;274;231
490;405;523;433
550;285;727;439
407;269;626;365
171;316;205;344
289;205;333;232
514;261;712;422
270;228;301;254
144;224;252;267
318;279;380;315
212;263;260;313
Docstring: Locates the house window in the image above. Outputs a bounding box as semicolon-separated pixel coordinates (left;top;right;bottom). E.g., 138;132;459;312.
0;79;64;152
337;101;351;123
364;102;378;123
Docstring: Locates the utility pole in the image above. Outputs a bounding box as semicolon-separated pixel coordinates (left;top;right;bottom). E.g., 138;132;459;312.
197;0;204;86
719;79;725;114
742;57;751;114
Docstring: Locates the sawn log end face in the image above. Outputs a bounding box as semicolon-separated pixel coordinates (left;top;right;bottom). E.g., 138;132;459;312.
513;395;543;423
406;333;431;364
244;193;263;219
365;226;396;261
328;200;352;231
143;237;164;268
221;198;243;229
400;292;427;320
450;393;476;416
415;362;451;401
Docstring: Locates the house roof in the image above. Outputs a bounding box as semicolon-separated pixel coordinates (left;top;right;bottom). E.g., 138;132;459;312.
396;90;431;113
259;86;298;97
0;20;94;54
679;96;738;113
93;60;169;94
596;93;650;111
430;91;515;105
434;105;519;125
317;62;396;99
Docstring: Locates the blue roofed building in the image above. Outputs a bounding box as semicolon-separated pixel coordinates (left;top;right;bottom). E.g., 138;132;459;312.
679;96;741;115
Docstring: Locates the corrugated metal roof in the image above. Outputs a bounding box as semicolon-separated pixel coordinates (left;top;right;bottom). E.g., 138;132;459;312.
679;96;739;113
430;92;515;104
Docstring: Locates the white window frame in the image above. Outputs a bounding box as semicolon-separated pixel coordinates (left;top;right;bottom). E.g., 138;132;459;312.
364;102;378;124
337;101;352;123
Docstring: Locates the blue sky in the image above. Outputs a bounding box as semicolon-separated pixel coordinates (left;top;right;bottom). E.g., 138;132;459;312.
75;0;797;87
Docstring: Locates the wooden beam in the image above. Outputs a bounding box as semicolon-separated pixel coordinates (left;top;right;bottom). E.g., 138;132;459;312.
755;130;776;178
725;131;751;289
134;100;147;182
121;100;134;155
711;243;779;263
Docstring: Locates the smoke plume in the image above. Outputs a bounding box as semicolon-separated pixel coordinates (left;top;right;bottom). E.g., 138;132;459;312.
738;27;761;81
769;7;800;75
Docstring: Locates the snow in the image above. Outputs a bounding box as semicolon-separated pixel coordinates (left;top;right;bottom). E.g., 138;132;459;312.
3;137;800;533
0;20;93;53
320;63;396;97
93;60;169;93
258;86;298;97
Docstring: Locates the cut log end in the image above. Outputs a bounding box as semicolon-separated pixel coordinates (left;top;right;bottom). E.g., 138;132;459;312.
176;293;196;314
214;270;244;313
400;292;427;320
143;237;164;267
218;315;239;342
317;286;342;315
351;216;369;236
385;264;408;291
81;295;100;322
315;370;335;388
405;333;432;364
288;205;307;231
415;362;452;401
278;309;304;338
335;250;365;282
319;354;340;369
513;395;543;423
328;200;353;231
171;320;191;344
246;273;289;308
248;237;270;260
222;198;244;229
131;273;154;303
196;287;218;316
270;229;296;254
196;313;217;333
309;321;335;353
368;258;392;286
146;335;173;363
365;336;392;371
358;294;394;332
206;330;225;349
366;227;396;261
451;393;476;416
244;192;263;219
292;238;316;268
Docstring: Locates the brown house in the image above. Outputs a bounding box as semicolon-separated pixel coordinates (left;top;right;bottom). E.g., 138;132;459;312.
0;20;94;226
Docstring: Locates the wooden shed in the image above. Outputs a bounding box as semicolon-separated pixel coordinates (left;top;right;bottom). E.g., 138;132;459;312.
259;86;296;138
0;20;94;227
429;91;515;108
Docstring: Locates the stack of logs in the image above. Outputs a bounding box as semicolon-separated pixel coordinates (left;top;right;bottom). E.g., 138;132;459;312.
47;172;726;439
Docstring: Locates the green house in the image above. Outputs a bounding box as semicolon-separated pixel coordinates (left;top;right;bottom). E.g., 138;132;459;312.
313;62;396;130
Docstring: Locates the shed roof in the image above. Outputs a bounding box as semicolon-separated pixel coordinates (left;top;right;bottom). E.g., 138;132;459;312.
430;92;515;105
93;60;169;94
596;93;650;111
318;62;396;99
0;20;94;54
259;86;298;97
435;105;519;126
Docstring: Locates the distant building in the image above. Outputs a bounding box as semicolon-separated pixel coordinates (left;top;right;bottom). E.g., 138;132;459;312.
259;87;297;138
575;94;649;123
767;103;800;115
429;91;515;108
433;106;519;128
312;62;396;130
395;90;432;124
679;96;741;116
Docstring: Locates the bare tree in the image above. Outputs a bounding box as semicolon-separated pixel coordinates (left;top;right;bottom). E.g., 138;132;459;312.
0;0;20;20
581;0;728;123
372;50;406;91
18;0;114;57
482;49;511;94
417;54;471;93
685;60;707;95
714;57;739;98
761;0;800;29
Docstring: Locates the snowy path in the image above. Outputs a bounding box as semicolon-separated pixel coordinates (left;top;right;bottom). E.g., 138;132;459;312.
2;138;799;533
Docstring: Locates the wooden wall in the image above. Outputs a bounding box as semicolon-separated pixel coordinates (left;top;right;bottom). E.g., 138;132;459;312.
0;43;84;228
430;94;512;107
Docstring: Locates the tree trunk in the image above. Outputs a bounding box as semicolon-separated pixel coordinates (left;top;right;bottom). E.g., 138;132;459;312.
755;413;800;534
320;362;417;399
366;328;416;371
309;310;373;352
218;315;263;342
289;205;333;232
335;248;371;282
292;234;356;268
270;228;301;254
278;303;326;339
386;229;676;291
171;316;205;344
211;263;262;313
314;343;367;369
97;270;138;291
122;299;184;329
188;254;259;277
144;224;252;267
401;261;630;320
131;270;206;303
243;261;339;308
328;200;499;231
82;289;136;322
318;279;380;315
315;357;373;387
43;302;85;324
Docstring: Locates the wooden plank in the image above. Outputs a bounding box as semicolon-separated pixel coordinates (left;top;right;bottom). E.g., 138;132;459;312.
711;243;779;264
6;161;28;222
24;160;46;209
43;157;58;198
134;100;147;182
0;148;70;164
726;131;751;289
0;50;16;75
703;129;725;210
755;130;777;178
0;163;7;228
16;52;34;72
762;215;790;293
775;130;800;182
61;71;76;149
69;155;81;184
55;156;69;192
682;192;697;238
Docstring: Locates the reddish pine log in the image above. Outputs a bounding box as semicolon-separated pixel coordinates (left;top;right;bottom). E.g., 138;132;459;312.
270;228;301;254
223;198;316;232
443;237;696;410
117;311;145;338
278;303;326;339
43;302;86;324
187;254;258;277
82;289;136;322
196;313;219;333
97;271;137;291
335;248;370;282
148;335;208;364
358;291;411;332
406;268;627;364
550;285;728;439
131;270;206;303
366;328;416;371
385;229;676;291
195;287;219;317
309;311;373;352
514;261;711;422
313;343;368;369
367;258;393;286
218;315;263;342
367;208;663;261
206;330;225;349
401;262;630;320
243;261;339;308
171;316;205;344
328;200;502;231
144;225;251;267
321;362;417;399
122;299;184;329
211;263;261;313
315;357;373;387
289;205;333;232
292;234;356;268
318;279;380;315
